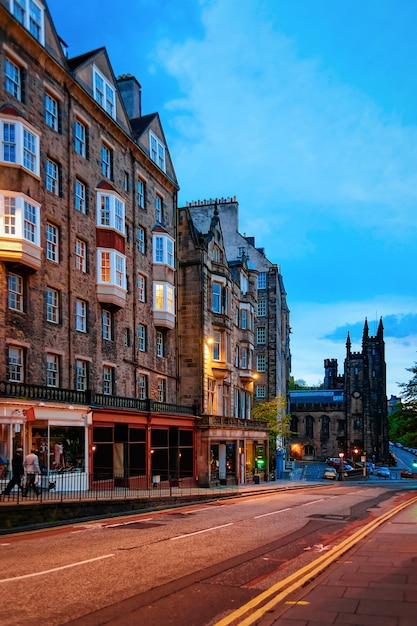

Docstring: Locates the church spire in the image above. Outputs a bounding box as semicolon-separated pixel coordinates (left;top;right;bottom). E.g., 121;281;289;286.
377;316;384;338
346;331;351;354
362;318;369;347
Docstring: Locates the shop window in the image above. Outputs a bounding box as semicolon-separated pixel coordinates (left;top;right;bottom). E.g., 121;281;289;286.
31;426;85;472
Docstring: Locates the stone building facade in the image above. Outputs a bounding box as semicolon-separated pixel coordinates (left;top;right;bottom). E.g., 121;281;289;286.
289;319;389;464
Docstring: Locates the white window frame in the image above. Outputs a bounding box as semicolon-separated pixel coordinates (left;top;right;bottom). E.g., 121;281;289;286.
102;309;112;341
0;118;40;176
5;57;21;100
212;282;222;313
0;193;41;247
10;0;45;44
46;222;59;263
75;179;86;213
155;194;162;222
45;158;59;195
96;191;125;235
152;233;174;267
137;274;146;302
8;272;23;311
103;365;113;395
45;92;58;131
156;331;164;357
75;299;87;332
241;309;248;329
93;66;116;119
257;272;267;289
137;178;145;208
138;374;147;400
149;131;166;172
101;143;112;178
97;249;127;289
74;119;86;157
212;331;221;361
46;287;59;324
138;324;146;352
8;345;23;382
157;377;166;402
241;347;248;369
137;226;145;253
75;359;87;391
46;353;59;388
75;239;86;272
153;282;175;314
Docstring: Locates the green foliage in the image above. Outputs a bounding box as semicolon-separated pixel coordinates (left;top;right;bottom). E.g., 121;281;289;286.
253;395;292;470
388;362;417;447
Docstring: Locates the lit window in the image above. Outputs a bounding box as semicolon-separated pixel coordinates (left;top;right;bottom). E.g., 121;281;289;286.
155;194;162;222
137;274;146;302
153;234;174;267
138;374;147;399
101;143;112;178
46;288;59;323
75;179;86;213
45;93;58;131
256;355;266;372
46;222;59;263
137;178;145;208
46;353;59;387
46;158;59;195
153;282;175;313
256;327;266;344
8;273;23;311
75;299;87;332
97;250;126;288
8;346;23;382
75;359;87;391
102;309;112;340
156;331;164;357
257;272;267;289
138;324;146;352
74;119;86;157
137;226;145;253
75;239;86;272
1;119;40;175
149;131;166;172
5;57;21;100
103;366;113;395
257;300;266;316
93;66;116;118
157;378;166;402
97;192;125;234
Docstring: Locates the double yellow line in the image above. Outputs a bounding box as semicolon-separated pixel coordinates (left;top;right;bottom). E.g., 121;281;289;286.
215;494;417;625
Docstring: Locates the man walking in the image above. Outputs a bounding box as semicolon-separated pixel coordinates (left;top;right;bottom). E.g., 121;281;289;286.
23;449;40;497
1;448;24;496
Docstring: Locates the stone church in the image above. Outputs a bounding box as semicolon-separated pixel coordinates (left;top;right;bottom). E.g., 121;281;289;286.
289;319;389;464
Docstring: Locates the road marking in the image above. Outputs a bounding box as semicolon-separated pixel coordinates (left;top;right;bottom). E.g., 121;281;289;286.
170;522;233;540
254;508;291;519
0;554;115;583
301;499;324;506
106;518;153;527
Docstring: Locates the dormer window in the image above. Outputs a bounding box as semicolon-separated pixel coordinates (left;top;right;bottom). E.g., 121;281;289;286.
149;131;166;172
93;66;116;119
10;0;45;44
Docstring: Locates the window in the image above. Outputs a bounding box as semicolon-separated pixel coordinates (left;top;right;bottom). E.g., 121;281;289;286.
46;288;59;324
257;272;267;289
75;299;87;332
97;192;125;234
137;178;145;208
240;347;248;369
75;239;86;272
0;194;41;247
102;309;112;341
213;331;221;361
75;359;87;391
138;324;146;352
23;199;38;243
256;355;266;372
208;379;215;415
74;119;86;157
97;250;126;289
156;331;164;357
149;131;166;171
74;179;86;213
45;93;58;131
153;234;174;267
46;222;59;262
5;57;21;100
93;66;116;118
8;273;23;311
138;374;147;400
46;158;59;195
123;328;131;347
123;171;129;192
305;416;314;439
11;0;45;43
213;244;222;263
153;282;175;314
137;226;145;253
103;366;114;395
157;378;166;402
101;143;112;179
1;119;40;175
46;353;59;387
155;194;162;222
256;385;266;399
8;346;23;382
137;274;146;302
241;309;248;329
257;300;266;317
212;281;226;314
256;327;266;344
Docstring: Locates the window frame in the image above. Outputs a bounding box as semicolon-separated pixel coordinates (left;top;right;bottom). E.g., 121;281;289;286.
74;179;86;213
97;249;126;290
149;131;166;172
46;222;59;263
74;119;86;157
101;143;113;179
0;118;40;176
156;330;164;357
45;157;59;195
96;191;125;235
46;287;59;324
7;272;23;311
153;282;175;314
75;238;87;272
11;0;45;44
137;273;146;302
152;233;174;267
103;365;114;395
5;57;21;100
46;353;59;388
256;327;266;344
137;324;146;352
45;92;58;131
101;309;112;341
75;358;87;391
93;66;116;119
8;345;23;382
75;298;87;333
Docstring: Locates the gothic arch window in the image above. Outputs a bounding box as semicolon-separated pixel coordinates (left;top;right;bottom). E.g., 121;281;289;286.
305;415;314;438
321;415;330;439
290;415;299;434
304;445;315;457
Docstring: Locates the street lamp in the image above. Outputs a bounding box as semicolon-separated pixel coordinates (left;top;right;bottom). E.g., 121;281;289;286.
338;452;345;481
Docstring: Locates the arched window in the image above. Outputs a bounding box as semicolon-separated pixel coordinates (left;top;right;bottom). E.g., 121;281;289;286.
305;415;314;438
290;415;299;434
321;416;330;439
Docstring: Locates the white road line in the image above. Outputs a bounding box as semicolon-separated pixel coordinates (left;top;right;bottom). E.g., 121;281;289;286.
0;554;115;583
106;518;153;527
170;522;233;540
301;499;325;506
254;508;291;519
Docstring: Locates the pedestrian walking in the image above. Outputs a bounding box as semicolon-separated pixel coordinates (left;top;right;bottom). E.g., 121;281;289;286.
1;448;24;496
23;449;40;497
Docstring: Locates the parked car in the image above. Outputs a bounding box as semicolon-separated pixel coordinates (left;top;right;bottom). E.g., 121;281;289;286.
357;461;374;474
377;467;390;478
323;467;338;480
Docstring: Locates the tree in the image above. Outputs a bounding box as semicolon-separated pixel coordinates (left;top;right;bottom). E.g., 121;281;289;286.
388;362;417;447
253;395;292;473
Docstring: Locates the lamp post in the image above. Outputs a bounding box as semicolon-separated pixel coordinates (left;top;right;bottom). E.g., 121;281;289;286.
338;452;345;481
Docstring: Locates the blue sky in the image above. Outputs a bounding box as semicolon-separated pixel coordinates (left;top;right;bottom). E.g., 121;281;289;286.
48;0;417;396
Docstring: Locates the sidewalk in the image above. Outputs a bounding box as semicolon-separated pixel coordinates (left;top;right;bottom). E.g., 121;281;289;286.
259;498;417;626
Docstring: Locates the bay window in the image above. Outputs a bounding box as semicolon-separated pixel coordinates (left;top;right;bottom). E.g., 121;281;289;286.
1;118;40;175
96;191;125;235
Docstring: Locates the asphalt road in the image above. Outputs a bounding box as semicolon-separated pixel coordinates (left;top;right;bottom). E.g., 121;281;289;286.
0;482;414;626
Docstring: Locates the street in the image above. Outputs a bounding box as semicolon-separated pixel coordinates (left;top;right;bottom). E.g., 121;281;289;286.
0;482;414;626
